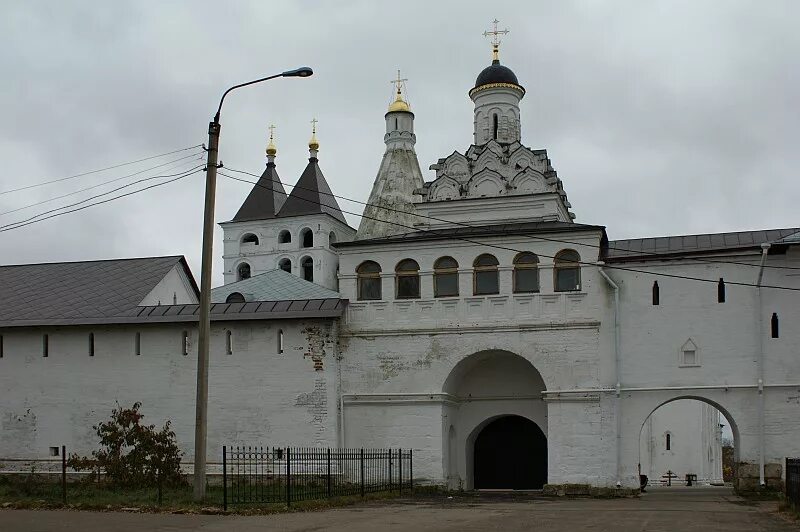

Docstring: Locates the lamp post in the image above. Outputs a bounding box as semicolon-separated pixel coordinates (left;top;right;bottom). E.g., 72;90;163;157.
193;66;313;501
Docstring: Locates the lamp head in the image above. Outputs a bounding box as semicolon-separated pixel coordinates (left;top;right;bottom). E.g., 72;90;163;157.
282;66;314;78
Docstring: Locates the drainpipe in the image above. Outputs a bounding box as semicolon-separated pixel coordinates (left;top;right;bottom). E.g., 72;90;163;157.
598;263;622;487
756;243;770;487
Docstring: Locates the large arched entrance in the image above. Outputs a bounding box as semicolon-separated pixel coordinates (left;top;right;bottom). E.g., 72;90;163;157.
442;350;548;490
474;415;547;489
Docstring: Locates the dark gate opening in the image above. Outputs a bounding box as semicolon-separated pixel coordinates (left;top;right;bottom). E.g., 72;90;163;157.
474;415;547;489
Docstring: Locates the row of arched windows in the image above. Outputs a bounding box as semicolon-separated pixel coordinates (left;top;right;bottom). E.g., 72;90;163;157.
356;250;581;301
237;257;315;282
241;228;336;249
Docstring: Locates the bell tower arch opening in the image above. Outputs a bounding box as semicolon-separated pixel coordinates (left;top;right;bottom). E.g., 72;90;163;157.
443;350;547;490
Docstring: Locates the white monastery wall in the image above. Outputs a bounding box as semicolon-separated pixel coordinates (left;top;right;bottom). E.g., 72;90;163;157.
0;319;340;464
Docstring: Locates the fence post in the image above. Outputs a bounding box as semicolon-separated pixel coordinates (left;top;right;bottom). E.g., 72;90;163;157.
222;446;227;511
327;448;332;498
61;445;66;505
360;448;365;497
286;448;291;507
399;449;403;495
389;447;392;491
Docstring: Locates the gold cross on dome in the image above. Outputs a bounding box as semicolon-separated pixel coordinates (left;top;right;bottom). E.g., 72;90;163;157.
390;69;408;96
310;117;318;134
268;123;276;140
483;18;509;60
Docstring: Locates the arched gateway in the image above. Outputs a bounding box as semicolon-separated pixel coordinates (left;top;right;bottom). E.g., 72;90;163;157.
442;350;548;490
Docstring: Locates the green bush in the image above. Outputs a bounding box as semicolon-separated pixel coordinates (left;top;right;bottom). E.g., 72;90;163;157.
68;402;183;488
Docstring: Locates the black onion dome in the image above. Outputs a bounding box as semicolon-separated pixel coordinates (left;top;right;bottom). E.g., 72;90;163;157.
472;60;524;95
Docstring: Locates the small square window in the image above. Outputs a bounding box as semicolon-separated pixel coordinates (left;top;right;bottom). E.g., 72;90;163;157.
683;350;696;365
50;446;60;457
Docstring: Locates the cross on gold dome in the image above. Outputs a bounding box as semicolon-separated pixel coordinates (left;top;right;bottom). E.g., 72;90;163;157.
388;69;411;112
266;124;277;157
309;118;319;151
483;18;509;61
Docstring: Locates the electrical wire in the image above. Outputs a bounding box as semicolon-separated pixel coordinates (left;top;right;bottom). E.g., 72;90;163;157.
0;144;203;196
218;170;800;293
0;152;204;217
0;168;203;233
222;165;800;272
0;165;206;231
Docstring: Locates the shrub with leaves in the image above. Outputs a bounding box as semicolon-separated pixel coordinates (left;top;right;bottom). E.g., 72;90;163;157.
68;402;184;487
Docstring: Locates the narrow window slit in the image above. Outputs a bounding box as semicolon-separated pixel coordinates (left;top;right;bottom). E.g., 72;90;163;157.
226;330;233;355
278;329;284;354
718;278;726;303
182;331;189;356
135;332;141;356
771;313;779;338
652;281;660;305
43;334;49;358
89;333;95;357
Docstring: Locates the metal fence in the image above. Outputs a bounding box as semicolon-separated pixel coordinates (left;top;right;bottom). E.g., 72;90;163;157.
787;458;800;509
223;446;412;509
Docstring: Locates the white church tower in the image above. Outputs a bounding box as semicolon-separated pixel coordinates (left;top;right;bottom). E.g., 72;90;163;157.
220;124;355;289
356;72;425;239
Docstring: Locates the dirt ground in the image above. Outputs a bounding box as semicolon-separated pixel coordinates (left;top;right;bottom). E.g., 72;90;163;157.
1;486;797;531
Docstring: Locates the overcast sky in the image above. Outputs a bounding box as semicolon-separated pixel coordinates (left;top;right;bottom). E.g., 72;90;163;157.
1;1;798;285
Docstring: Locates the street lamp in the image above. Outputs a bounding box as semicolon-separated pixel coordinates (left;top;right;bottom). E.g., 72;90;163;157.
194;66;313;500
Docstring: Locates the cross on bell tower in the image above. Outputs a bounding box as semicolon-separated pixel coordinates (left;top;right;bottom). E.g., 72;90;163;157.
483;18;509;62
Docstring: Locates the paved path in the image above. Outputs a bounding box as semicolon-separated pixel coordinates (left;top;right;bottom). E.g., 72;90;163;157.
1;487;797;531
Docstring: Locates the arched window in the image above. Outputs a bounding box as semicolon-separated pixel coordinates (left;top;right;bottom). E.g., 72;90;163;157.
329;231;337;245
652;281;660;305
301;256;314;282
278;230;291;244
226;292;245;303
300;228;313;248
554;250;581;292
434;256;459;297
473;254;499;295
357;261;382;301
241;233;259;245
493;114;498;140
513;252;539;293
237;262;251;281
278;258;292;273
665;433;672;451
395;259;420;299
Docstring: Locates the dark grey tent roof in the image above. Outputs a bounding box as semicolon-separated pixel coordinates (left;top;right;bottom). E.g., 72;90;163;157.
605;227;800;261
230;162;287;222
278;157;346;223
0;256;195;324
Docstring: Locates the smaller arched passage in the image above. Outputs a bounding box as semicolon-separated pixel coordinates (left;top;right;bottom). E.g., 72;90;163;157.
472;415;547;489
637;396;740;488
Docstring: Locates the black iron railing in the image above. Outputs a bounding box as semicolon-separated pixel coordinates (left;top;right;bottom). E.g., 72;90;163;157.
787;458;800;509
222;446;412;509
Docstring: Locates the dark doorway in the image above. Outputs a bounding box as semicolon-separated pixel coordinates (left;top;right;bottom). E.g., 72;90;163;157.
474;415;547;489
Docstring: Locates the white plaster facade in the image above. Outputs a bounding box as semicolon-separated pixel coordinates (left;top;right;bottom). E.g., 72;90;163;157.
220;213;354;290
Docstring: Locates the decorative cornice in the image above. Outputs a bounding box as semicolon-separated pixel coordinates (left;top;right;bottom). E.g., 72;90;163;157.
469;82;526;98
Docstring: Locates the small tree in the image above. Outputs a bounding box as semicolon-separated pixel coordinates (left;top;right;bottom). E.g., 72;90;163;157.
68;402;183;487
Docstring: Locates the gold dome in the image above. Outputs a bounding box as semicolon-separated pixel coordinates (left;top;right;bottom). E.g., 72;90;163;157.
388;91;410;113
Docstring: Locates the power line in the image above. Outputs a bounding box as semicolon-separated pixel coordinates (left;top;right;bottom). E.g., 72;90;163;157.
0;165;206;231
0;152;204;217
218;170;800;293
0;168;203;233
0;144;204;196
222;165;800;272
